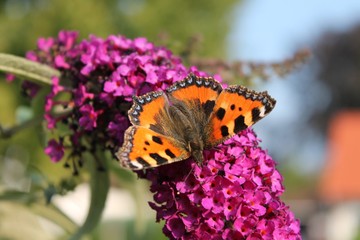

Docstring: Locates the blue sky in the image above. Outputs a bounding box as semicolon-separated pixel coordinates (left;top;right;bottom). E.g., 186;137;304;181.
229;0;360;61
227;0;360;172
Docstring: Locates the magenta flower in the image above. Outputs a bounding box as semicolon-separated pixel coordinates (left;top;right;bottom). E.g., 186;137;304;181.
54;55;70;69
138;128;301;240
44;139;64;163
103;69;134;98
79;104;100;131
37;37;54;52
73;84;94;106
6;74;15;82
107;113;130;145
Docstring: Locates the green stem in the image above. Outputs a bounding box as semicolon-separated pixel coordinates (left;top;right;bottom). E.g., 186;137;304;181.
69;154;110;240
0;53;59;85
109;161;149;237
31;203;78;234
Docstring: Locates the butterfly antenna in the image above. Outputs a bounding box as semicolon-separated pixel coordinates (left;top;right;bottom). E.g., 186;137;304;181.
184;163;196;182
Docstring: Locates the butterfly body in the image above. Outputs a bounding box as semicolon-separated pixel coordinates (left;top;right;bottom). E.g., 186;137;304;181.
117;74;276;170
156;96;212;165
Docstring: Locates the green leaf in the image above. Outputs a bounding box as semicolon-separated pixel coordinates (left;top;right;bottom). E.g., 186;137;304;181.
0;53;60;85
69;153;110;240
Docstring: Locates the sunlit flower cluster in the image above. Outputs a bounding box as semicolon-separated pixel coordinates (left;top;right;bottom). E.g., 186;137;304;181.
139;129;301;239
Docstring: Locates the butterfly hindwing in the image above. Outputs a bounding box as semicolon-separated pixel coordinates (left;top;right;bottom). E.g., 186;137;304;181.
118;126;190;170
208;85;276;147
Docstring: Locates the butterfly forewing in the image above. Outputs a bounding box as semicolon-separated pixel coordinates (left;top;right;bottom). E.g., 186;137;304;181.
129;90;167;127
207;85;276;147
118;126;190;170
167;74;222;117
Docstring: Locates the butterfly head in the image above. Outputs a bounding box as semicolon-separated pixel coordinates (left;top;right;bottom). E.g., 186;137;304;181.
188;140;204;166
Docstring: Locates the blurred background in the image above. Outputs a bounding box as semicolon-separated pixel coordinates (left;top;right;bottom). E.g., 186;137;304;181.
1;0;360;239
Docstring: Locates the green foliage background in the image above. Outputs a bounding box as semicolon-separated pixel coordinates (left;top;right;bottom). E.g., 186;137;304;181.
0;0;238;56
0;0;241;239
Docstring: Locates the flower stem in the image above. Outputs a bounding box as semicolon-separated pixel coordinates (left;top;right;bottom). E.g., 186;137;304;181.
69;152;110;240
31;203;78;234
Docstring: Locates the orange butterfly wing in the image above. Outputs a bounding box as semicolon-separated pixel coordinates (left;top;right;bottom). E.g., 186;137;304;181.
208;85;276;147
118;126;190;170
128;90;167;127
167;74;222;116
119;88;191;170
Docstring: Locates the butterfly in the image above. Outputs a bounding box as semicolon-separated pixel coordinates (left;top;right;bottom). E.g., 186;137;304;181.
117;73;276;170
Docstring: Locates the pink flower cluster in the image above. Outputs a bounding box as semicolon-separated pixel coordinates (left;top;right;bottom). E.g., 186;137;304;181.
139;129;301;239
20;31;206;169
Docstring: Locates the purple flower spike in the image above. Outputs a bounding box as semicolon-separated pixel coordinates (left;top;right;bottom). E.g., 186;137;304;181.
138;128;301;239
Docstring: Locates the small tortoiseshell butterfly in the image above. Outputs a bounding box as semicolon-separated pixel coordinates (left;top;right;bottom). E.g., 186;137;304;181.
117;74;276;170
